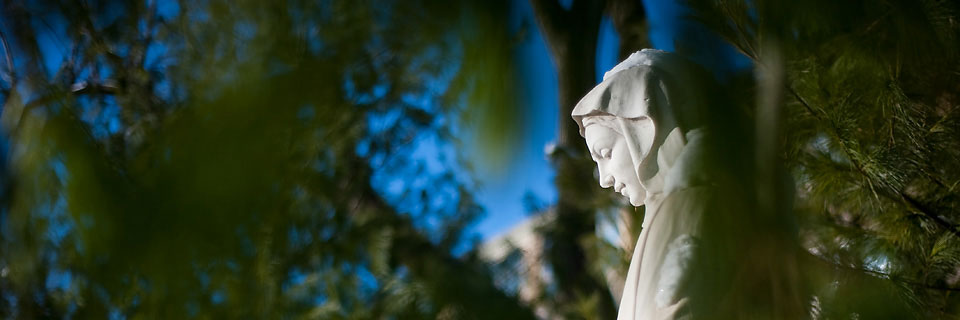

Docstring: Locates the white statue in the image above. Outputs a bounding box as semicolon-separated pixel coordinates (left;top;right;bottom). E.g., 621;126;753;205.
572;49;717;320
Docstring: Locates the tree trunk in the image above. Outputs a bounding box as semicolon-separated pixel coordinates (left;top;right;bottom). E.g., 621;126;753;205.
530;0;617;318
606;0;649;60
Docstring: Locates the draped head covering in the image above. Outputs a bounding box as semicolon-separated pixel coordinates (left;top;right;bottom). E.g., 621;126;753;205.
572;49;713;196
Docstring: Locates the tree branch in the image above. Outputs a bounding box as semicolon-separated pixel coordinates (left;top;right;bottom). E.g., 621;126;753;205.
805;251;960;292
0;28;13;84
22;81;119;109
605;0;648;59
529;0;569;58
11;81;120;134
900;193;960;239
787;86;960;239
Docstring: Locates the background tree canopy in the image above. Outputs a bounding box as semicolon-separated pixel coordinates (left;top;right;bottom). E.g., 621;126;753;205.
1;0;960;319
0;0;530;318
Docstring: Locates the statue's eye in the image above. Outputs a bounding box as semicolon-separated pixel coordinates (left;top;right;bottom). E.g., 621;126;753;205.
600;148;612;159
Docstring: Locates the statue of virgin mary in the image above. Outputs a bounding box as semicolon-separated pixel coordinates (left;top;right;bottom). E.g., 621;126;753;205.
572;49;720;320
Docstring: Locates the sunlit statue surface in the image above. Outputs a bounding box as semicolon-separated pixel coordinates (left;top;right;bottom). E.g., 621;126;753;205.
572;49;718;320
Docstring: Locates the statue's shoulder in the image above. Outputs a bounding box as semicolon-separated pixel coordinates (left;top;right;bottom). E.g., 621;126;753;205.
663;129;717;194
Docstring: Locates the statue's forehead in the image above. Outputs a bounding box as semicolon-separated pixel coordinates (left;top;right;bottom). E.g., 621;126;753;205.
583;123;622;145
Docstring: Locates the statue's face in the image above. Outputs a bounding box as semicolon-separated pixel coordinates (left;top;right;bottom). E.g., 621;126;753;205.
584;124;645;206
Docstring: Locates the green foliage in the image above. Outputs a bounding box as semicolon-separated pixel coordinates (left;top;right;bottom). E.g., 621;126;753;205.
0;0;532;318
690;0;960;317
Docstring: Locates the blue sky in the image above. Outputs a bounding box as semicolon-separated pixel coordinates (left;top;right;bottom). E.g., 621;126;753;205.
470;0;619;239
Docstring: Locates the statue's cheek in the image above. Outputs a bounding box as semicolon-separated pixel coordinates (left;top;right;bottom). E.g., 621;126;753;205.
655;234;696;308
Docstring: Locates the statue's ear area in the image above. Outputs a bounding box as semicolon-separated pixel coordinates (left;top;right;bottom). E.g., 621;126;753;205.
615;67;676;184
619;116;658;183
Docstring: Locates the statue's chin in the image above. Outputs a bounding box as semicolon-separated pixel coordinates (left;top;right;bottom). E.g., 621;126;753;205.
628;194;644;207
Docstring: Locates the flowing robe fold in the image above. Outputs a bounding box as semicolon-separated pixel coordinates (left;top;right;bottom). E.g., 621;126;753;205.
617;129;714;320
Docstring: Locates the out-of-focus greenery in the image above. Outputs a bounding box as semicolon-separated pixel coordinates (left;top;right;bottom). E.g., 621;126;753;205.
3;0;960;319
0;0;531;318
686;0;960;318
